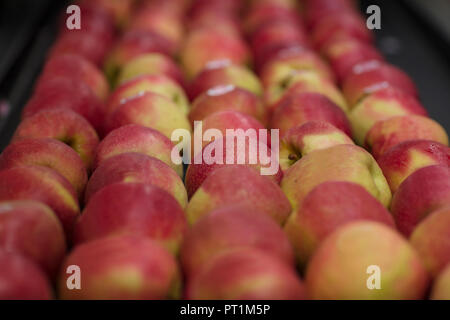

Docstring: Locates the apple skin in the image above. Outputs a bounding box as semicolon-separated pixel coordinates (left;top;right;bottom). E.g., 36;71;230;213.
0;201;66;278
188;8;241;36
104;30;175;82
82;0;134;28
181;205;295;277
260;50;335;89
180;28;251;80
305;221;429;300
74;183;187;254
410;206;450;277
322;37;384;83
391;165;450;237
38;54;109;101
0;166;80;236
366;115;449;159
85;153;187;208
0;251;52;300
431;265;450;300
104;91;191;140
265;70;348;112
22;78;105;133
107;74;189;115
12;109;99;170
186;166;290;225
185;136;282;198
117;53;185;87
185;248;305;300
281;144;392;212
270;92;352;138
285;181;395;267
349;88;428;145
343;61;418;107
188;63;262;101
305;0;357;29
0;138;87;198
94;124;183;177
189;86;266;126
58;236;181;300
378;140;450;194
279;121;354;171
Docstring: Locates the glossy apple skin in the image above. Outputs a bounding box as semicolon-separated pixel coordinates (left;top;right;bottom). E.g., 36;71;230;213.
186;166;290;225
378;140;450;193
270;92;352;138
117;53;185;87
0;251;52;300
59;236;181;300
343;61;418;107
81;0;134;27
74;183;187;254
285;181;395;267
189;86;266;126
305;222;429;300
0;201;66;278
410;207;450;277
0;138;87;198
12;109;99;170
38;54;109;101
185;248;306;300
185;136;282;199
391;165;450;237
94;124;182;177
188;63;262;101
85;153;187;208
281;144;392;212
106;74;189;115
279;121;354;171
366;115;449;159
181;205;295;277
431;265;450;300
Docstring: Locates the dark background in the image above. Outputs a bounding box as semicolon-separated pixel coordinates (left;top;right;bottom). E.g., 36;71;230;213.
0;0;449;151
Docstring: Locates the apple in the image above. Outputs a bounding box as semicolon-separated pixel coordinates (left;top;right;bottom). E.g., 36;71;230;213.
281;144;392;212
188;9;241;36
0;166;79;235
80;0;134;28
189;86;266;126
117;53;185;87
265;70;348;112
93;124;183;177
38;54;109;101
378;140;450;193
185;248;305;300
410;206;450;277
366;115;449;159
270;92;351;137
107;74;189;115
279;121;354;171
0;251;52;300
431;265;450;300
186;166;290;225
0;200;66;278
188;63;262;101
85;153;187;208
74;183;186;254
22;78;105;133
58;236;181;300
180;28;250;79
305;0;356;28
181;205;295;277
285;181;395;266
12;109;99;170
349;87;427;145
103;91;191;141
391;165;450;236
305;221;429;299
343;61;418;107
0;138;87;198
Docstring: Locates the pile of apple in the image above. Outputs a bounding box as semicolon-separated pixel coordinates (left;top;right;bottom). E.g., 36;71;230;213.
0;0;449;300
